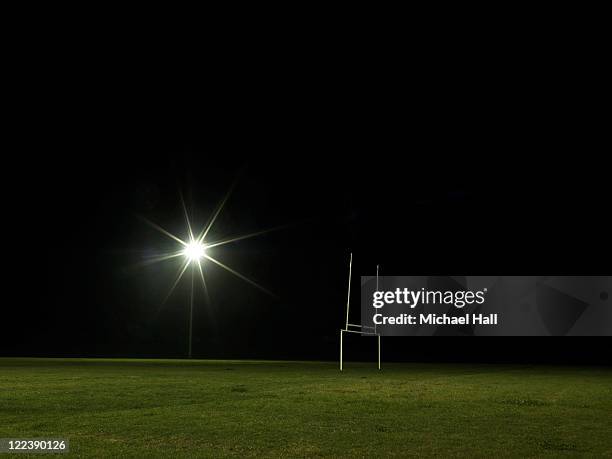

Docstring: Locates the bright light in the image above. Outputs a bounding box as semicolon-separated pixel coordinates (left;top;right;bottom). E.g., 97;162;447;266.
183;241;206;262
141;183;281;301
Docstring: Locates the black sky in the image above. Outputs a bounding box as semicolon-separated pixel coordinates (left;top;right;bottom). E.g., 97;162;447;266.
3;41;610;364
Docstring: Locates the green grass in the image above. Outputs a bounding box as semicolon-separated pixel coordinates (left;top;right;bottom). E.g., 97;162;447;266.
1;359;611;457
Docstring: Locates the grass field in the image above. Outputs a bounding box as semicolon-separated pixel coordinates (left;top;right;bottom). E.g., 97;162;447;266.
1;359;611;457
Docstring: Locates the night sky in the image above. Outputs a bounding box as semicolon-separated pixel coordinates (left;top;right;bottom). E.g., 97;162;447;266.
4;61;610;364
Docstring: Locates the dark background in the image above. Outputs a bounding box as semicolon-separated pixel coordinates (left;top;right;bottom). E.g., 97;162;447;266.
3;37;610;364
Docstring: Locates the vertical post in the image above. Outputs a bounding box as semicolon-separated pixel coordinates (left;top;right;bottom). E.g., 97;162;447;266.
340;330;343;371
345;253;352;330
378;334;381;370
188;263;194;359
376;265;379;291
375;264;379;335
341;253;351;372
376;264;381;369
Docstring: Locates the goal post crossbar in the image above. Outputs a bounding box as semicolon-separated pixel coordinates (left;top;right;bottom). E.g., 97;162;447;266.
347;323;375;330
342;329;378;335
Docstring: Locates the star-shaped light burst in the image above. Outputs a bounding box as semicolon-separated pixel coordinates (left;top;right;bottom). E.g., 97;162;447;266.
140;184;284;358
141;185;281;307
135;177;292;360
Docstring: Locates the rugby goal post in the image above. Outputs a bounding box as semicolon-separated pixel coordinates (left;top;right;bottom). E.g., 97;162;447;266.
340;253;381;371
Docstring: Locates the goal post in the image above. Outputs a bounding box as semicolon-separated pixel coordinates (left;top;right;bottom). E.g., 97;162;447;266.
339;253;381;371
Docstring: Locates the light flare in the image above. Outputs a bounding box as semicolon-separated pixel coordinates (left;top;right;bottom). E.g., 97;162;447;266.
142;184;284;304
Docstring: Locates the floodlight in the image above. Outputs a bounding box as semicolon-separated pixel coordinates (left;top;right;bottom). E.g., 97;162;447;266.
140;182;283;359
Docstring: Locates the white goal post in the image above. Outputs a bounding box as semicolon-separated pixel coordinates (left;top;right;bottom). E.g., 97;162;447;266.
339;253;381;371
